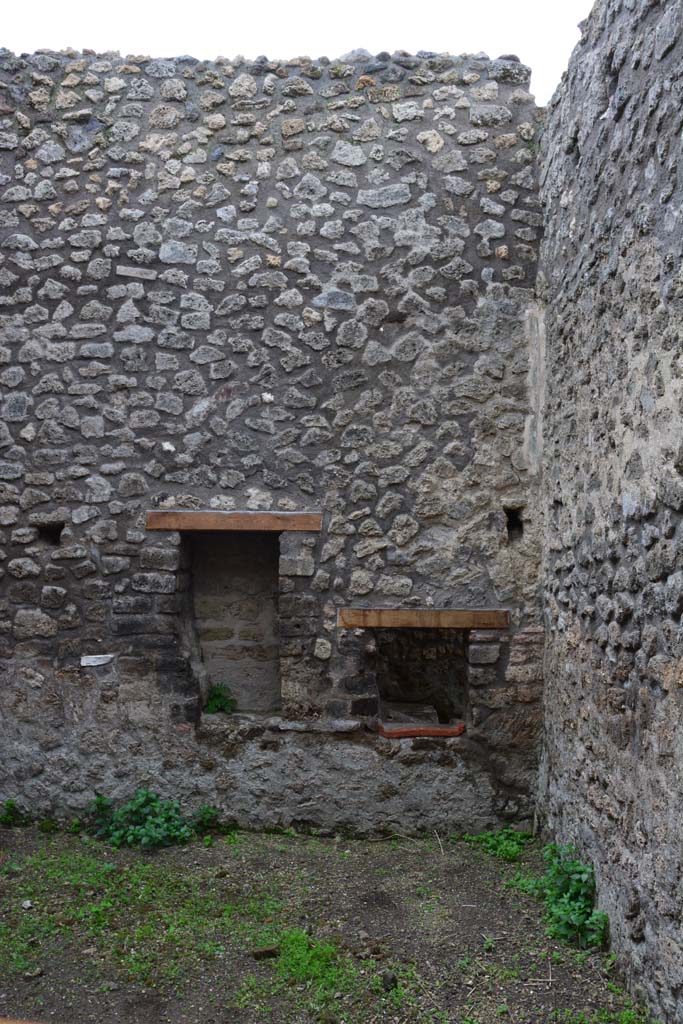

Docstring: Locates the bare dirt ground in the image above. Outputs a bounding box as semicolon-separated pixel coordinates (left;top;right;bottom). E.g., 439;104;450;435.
0;825;655;1024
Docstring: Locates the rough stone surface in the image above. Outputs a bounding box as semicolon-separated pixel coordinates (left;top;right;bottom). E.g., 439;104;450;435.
2;18;683;1021
538;2;683;1021
0;49;542;832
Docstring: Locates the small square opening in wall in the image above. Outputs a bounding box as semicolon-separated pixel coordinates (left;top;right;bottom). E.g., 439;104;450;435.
189;531;281;714
374;628;467;725
504;507;524;543
36;521;65;545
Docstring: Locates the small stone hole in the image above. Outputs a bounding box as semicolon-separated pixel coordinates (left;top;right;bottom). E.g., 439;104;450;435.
37;522;65;545
504;507;524;544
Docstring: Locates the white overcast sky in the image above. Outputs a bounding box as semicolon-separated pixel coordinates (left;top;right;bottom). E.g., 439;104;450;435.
4;0;594;105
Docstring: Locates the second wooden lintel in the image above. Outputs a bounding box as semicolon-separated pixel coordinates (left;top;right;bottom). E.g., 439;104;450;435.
146;510;322;532
337;608;510;630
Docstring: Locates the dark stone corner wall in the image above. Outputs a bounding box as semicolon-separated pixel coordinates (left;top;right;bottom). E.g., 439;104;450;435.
539;0;683;1020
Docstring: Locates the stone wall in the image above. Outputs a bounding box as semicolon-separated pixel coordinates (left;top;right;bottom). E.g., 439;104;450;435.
538;0;683;1019
5;9;683;1015
0;46;544;828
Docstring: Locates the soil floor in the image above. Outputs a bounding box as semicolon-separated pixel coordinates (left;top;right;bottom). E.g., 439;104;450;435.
0;826;656;1024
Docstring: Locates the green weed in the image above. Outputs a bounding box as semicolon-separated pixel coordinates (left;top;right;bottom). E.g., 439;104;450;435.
204;684;237;714
275;927;357;1003
508;844;609;950
541;844;609;949
37;818;59;834
460;828;533;862
0;848;226;985
0;799;29;827
89;789;193;849
551;1009;659;1024
85;790;223;850
191;804;221;834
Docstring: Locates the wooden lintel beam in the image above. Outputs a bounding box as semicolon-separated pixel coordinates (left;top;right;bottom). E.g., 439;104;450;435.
146;510;322;532
337;608;510;630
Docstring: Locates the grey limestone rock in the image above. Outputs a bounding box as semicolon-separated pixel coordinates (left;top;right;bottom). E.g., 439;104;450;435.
357;184;411;208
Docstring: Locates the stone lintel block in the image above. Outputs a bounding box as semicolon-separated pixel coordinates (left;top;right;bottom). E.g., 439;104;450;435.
272;717;362;734
505;664;544;687
467;643;501;665
469;629;509;643
110;615;176;636
279;555;315;577
467;665;501;687
131;572;177;594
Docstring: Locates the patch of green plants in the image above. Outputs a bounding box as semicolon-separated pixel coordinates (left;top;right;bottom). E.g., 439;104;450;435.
190;804;221;834
551;1008;660;1024
275;927;357;1002
509;843;609;949
459;827;534;862
224;894;448;1022
37;818;59;834
541;844;609;949
222;829;244;853
0;847;226;984
86;790;223;850
204;683;237;714
0;799;30;827
508;869;540;893
88;789;193;849
234;973;278;1011
0;914;59;974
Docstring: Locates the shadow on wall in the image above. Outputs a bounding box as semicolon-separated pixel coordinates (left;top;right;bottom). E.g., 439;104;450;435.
373;627;467;724
188;531;281;714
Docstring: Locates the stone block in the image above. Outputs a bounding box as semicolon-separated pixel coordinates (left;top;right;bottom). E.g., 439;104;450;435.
467;644;501;665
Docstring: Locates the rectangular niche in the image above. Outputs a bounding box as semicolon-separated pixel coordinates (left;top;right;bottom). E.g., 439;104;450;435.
374;628;467;726
189;531;281;714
